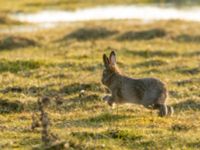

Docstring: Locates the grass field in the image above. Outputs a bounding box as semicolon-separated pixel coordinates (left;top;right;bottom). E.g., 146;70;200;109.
0;1;200;149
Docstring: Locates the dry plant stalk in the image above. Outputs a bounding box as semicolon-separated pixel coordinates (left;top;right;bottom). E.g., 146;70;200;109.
31;97;66;149
38;97;52;145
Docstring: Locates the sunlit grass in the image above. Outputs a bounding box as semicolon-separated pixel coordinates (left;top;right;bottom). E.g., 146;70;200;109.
0;19;199;149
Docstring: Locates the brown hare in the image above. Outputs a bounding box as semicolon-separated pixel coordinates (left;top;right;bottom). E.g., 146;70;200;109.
101;51;173;117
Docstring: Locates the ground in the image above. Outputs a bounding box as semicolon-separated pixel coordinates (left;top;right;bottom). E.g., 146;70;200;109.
0;1;200;150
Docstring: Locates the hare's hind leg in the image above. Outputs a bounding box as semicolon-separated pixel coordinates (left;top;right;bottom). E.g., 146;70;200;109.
155;91;169;117
158;104;168;117
152;104;168;117
141;92;171;117
153;104;174;117
167;105;174;116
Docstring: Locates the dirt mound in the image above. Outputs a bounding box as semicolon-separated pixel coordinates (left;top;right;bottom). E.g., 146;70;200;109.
0;36;37;50
117;28;166;41
62;27;118;41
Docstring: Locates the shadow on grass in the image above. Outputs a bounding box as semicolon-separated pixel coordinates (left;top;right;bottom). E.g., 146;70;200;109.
0;36;37;50
175;34;200;43
60;27;118;41
184;51;200;57
174;78;200;86
60;82;104;94
84;113;129;125
0;99;24;113
57;113;131;128
0;97;39;114
71;129;143;141
1;86;23;93
171;124;191;132
176;67;200;75
1;82;103;100
19;137;40;148
124;49;178;58
0;85;58;98
133;59;168;68
70;129;156;148
57;62;102;72
172;99;200;112
0;59;42;73
117;28;166;41
141;68;165;74
1;82;104;97
187;141;200;149
0;84;102;112
59;93;101;112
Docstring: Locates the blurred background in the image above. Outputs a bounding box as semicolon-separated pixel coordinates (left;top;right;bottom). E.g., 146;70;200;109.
1;0;200;32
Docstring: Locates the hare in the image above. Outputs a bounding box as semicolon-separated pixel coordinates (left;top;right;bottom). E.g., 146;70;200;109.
101;51;173;117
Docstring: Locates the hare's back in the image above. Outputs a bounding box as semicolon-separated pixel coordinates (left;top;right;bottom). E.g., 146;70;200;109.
140;78;166;90
120;77;167;104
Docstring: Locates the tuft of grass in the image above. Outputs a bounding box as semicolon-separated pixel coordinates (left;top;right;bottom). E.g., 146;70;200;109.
187;141;200;149
104;129;143;141
175;34;200;43
171;124;191;132
172;99;200;112
0;99;24;113
0;59;42;73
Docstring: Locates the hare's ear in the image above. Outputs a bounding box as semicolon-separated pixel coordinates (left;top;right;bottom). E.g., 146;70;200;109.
103;54;109;68
109;51;116;65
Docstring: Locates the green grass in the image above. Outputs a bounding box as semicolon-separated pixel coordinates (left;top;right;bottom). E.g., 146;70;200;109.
0;19;200;149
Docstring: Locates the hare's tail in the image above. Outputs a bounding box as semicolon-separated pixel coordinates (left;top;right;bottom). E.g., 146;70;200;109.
153;104;174;117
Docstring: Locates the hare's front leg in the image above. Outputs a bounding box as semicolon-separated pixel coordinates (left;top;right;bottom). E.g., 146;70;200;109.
103;95;114;106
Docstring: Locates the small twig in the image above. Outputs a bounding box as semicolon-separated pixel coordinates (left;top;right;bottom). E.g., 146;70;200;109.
38;97;51;146
31;96;67;149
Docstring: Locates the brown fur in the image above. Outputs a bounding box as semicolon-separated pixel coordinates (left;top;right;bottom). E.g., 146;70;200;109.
102;51;173;117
